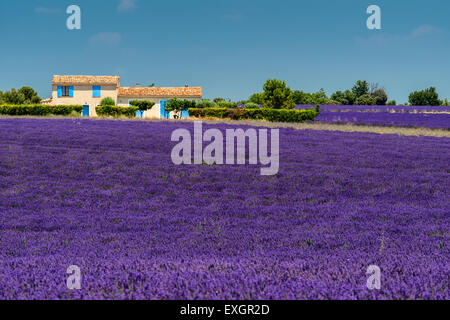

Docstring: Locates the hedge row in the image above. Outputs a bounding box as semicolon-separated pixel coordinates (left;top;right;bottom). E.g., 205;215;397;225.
0;105;82;116
95;105;139;118
188;107;319;123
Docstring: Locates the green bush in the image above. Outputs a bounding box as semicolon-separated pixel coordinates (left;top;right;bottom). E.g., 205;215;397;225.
100;97;116;106
244;102;260;109
188;107;318;123
195;99;217;108
217;101;238;109
95;105;138;118
129;100;155;112
355;94;377;106
0;105;82;116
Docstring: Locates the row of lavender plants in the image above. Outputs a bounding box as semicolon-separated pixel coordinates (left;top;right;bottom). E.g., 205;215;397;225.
0;119;448;299
315;111;450;129
296;105;450;113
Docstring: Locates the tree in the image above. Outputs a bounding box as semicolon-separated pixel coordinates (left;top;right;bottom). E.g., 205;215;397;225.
352;80;369;98
371;88;388;105
248;92;265;105
2;89;25;105
195;99;217;108
213;97;226;104
18;87;40;103
165;98;196;118
292;90;310;105
100;97;116;106
408;87;442;106
387;100;397;106
1;86;41;105
355;94;377;105
262;78;295;109
130;100;155;117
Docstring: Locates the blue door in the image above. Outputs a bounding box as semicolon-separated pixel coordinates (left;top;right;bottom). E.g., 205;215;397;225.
181;109;190;119
160;100;170;119
82;105;89;117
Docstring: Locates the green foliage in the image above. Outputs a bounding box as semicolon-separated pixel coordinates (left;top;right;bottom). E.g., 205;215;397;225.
262;78;295;109
330;90;356;105
248;92;265;105
355;94;377;105
0;87;41;105
217;101;238;109
387;100;397;106
408;87;442;106
371;88;388;105
195;99;217;108
293;89;332;105
352;80;369;98
213;97;226;104
95;105;138;118
244;102;260;109
100;97;116;106
165;98;197;113
188;107;319;123
129;100;155;112
0;105;82;116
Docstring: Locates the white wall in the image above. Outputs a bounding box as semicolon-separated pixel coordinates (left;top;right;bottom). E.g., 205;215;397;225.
117;96;201;119
51;84;118;116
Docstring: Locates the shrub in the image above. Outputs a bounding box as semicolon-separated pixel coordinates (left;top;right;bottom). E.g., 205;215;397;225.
217;101;238;109
355;94;377;106
408;87;442;106
100;97;116;106
188;107;318;123
165;99;197;113
244;102;260;109
195;99;217;108
129;100;155;114
95;105;138;118
387;100;397;106
0;105;82;116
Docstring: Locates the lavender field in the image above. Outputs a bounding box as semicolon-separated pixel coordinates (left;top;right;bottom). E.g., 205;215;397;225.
315;111;450;129
0;118;448;300
297;104;450;113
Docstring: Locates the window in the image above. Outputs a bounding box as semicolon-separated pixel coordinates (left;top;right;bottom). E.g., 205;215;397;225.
61;86;71;97
57;86;73;98
93;86;101;97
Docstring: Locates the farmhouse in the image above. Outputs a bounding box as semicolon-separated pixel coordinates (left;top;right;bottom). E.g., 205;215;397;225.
41;75;202;118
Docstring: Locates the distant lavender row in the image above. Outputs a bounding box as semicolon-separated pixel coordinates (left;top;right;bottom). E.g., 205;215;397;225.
315;111;450;129
0;119;448;299
296;105;450;113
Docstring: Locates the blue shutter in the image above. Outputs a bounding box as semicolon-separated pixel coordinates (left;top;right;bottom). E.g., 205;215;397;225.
181;109;189;119
69;86;74;97
93;86;101;97
57;86;62;97
160;101;168;119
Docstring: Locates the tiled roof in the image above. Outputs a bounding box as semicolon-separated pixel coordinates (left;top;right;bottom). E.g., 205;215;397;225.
118;87;202;97
52;75;120;86
40;98;52;104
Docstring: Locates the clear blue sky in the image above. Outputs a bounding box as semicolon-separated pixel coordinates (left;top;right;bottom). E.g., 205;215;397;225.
1;0;449;103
